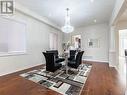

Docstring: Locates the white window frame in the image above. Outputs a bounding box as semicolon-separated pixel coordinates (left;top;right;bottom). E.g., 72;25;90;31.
0;17;27;57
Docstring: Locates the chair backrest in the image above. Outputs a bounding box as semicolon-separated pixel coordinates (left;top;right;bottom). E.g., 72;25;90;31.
125;50;127;67
76;51;84;65
46;50;58;58
70;50;76;59
43;52;55;70
125;49;127;57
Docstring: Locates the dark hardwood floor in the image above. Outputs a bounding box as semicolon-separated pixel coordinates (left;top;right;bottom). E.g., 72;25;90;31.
81;61;125;95
0;61;125;95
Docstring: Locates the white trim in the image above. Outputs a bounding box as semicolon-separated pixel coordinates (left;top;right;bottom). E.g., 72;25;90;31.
15;3;60;30
109;50;116;53
0;51;27;57
109;63;117;69
83;59;109;63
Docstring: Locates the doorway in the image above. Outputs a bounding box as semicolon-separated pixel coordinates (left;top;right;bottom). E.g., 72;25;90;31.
119;29;127;87
71;35;81;50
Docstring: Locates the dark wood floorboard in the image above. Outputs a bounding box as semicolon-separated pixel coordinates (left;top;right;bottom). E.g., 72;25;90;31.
0;61;125;95
81;61;125;95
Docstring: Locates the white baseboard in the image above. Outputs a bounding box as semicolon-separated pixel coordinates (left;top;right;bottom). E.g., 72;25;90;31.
83;59;109;63
109;64;118;71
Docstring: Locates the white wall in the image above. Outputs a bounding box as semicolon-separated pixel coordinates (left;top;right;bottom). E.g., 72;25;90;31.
64;23;109;62
0;11;63;76
0;18;8;52
0;30;8;52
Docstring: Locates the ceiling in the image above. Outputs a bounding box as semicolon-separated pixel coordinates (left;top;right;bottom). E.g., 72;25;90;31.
16;0;116;28
119;9;127;21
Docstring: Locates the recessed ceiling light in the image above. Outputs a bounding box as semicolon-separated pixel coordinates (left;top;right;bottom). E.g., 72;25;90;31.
94;19;97;23
90;0;94;3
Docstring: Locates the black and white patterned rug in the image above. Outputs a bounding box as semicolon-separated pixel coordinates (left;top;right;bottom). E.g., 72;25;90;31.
20;64;92;95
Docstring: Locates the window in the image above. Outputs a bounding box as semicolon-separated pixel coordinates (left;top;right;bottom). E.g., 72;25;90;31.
0;17;26;56
49;33;58;50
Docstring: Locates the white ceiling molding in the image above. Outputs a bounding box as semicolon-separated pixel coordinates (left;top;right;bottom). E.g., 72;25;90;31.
15;3;60;30
110;0;127;26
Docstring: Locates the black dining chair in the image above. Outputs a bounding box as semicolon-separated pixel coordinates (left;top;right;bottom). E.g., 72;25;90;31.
68;50;77;61
46;50;65;63
68;51;84;69
43;52;62;72
125;49;127;56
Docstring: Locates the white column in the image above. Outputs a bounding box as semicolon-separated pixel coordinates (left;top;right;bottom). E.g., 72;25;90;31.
110;26;116;51
109;26;116;68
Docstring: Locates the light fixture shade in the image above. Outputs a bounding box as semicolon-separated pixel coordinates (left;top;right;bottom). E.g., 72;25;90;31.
61;25;74;33
61;8;74;33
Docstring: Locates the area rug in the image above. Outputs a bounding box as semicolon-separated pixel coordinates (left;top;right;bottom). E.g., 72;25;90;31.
20;64;92;95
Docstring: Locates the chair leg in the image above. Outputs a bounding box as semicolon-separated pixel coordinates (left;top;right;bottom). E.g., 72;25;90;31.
78;68;79;72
